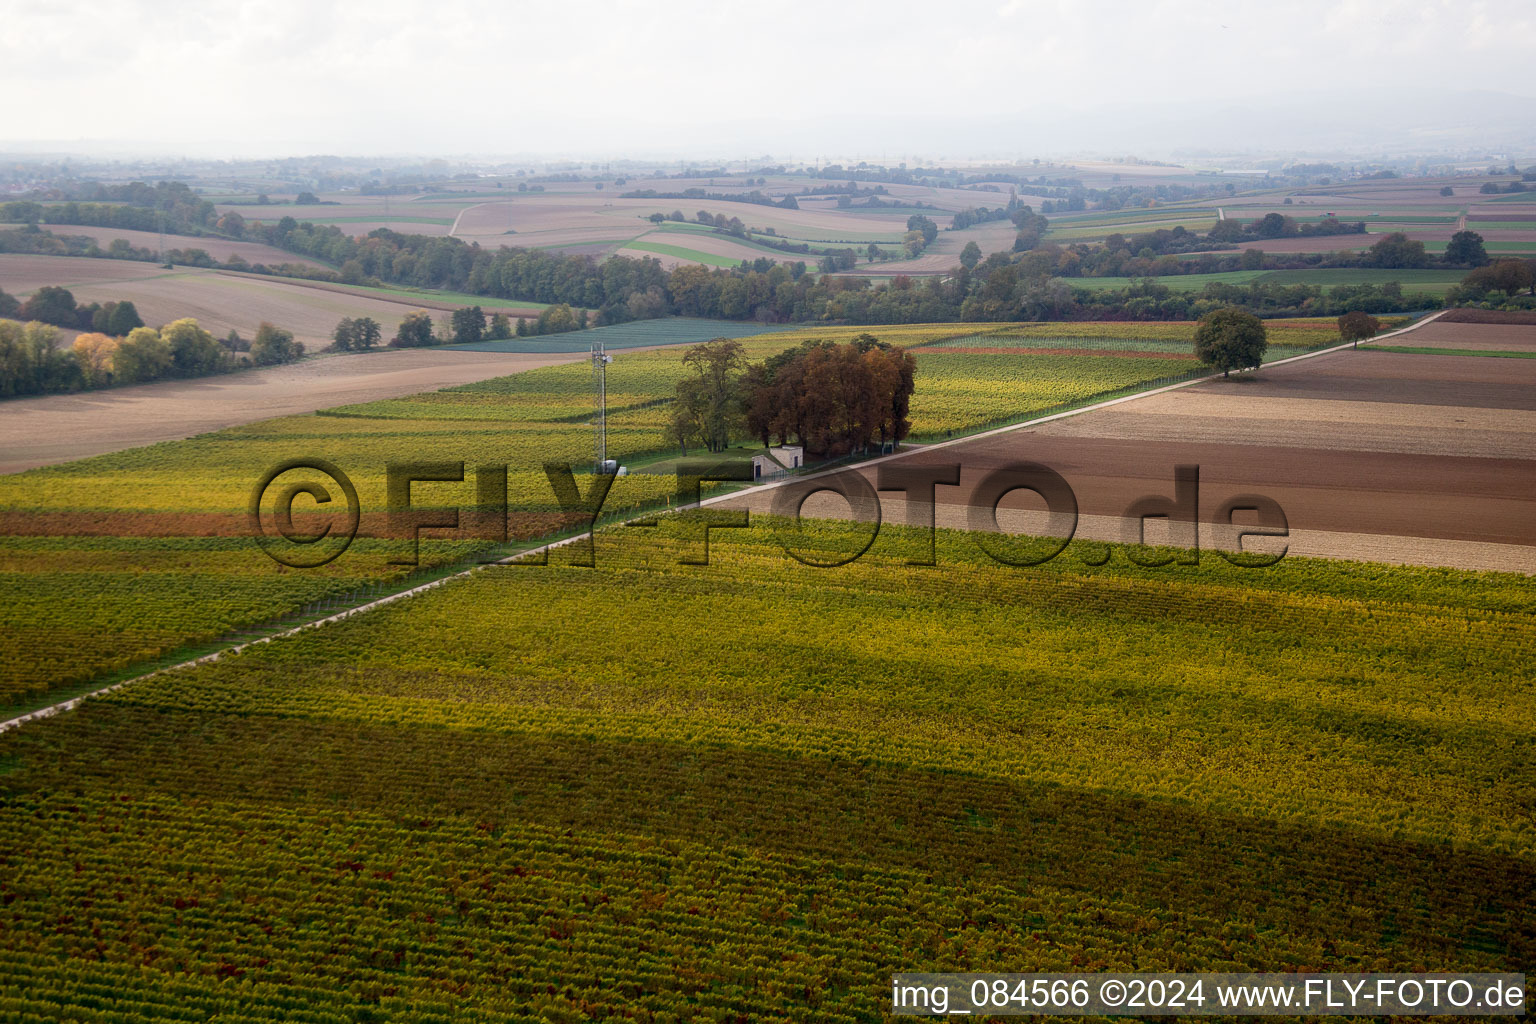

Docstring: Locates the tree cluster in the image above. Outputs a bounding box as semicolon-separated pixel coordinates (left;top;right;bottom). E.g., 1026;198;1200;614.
742;335;916;457
0;313;306;398
331;317;383;351
1450;259;1536;306
1208;213;1366;243
664;335;916;459
0;284;145;335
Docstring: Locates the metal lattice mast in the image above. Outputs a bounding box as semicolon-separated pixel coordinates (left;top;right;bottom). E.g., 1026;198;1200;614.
592;339;610;471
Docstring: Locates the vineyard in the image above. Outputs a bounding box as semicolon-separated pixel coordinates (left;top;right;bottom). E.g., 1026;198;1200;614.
0;321;1244;704
0;523;1531;1020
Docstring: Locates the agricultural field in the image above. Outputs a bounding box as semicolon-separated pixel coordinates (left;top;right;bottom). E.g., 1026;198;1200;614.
451;316;799;353
0;520;1531;1020
1068;269;1465;295
0;347;599;473
726;316;1536;574
1032;174;1536;258
0;318;1264;705
0;255;543;349
2;224;335;270
206;179;1032;271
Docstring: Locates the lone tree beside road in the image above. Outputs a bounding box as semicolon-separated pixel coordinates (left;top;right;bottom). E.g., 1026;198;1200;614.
1337;311;1382;348
1194;308;1267;377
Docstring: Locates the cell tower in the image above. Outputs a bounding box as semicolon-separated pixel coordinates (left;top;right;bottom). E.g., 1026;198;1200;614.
592;338;613;473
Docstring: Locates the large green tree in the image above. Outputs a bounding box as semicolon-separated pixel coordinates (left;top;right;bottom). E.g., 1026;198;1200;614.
250;322;305;365
390;311;437;348
18;286;77;327
450;306;486;344
1444;231;1489;267
106;300;143;337
1368;232;1428;269
112;327;172;384
673;338;747;453
1194;308;1268;377
161;318;229;377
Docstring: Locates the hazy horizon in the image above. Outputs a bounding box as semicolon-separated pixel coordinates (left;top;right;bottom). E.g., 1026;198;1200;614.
6;0;1536;162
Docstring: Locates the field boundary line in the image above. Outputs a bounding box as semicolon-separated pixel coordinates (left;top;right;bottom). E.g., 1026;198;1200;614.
0;309;1446;735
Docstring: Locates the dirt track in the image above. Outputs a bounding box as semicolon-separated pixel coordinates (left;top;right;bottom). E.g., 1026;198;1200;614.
0;349;585;474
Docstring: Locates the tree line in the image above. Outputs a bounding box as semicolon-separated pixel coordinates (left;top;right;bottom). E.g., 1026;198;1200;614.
0;285;145;335
7;187;1512;333
0;316;304;398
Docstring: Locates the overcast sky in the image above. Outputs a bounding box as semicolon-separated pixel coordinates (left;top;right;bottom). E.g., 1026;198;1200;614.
5;0;1534;160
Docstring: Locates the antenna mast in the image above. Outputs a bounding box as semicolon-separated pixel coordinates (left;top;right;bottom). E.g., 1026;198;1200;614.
592;338;612;472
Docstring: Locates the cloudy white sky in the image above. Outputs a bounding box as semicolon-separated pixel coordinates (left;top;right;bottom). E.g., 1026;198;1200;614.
4;0;1534;159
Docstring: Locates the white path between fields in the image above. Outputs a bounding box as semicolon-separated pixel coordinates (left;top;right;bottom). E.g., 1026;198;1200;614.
0;310;1448;735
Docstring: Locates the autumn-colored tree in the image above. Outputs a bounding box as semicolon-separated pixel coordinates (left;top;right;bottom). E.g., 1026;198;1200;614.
1337;311;1381;347
113;327;172;384
161;318;228;376
72;332;119;386
250;322;304;365
743;336;917;457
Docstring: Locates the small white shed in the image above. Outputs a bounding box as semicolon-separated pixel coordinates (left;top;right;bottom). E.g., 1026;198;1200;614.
751;445;804;481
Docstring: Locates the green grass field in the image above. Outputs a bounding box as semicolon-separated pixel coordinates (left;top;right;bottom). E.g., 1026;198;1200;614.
288;215;456;226
1068;271;1268;292
1373;345;1536;359
0;522;1530;1020
620;239;749;268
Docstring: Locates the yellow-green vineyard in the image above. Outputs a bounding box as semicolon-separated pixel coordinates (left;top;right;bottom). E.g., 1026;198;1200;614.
1;524;1531;1021
0;320;1294;705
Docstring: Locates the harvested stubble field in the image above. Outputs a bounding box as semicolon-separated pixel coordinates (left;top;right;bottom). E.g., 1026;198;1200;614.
724;319;1536;573
0;255;539;350
0;253;189;293
12;225;334;270
0;521;1530;1020
1367;321;1536;353
448;192;917;250
0;348;593;474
